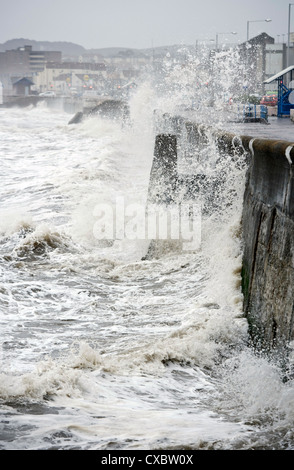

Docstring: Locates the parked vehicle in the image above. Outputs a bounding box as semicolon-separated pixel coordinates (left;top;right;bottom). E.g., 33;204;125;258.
39;91;56;97
260;94;278;106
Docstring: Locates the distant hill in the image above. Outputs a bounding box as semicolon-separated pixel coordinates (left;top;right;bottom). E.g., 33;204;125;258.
0;38;195;59
0;39;149;59
84;44;197;59
87;47;147;58
0;38;86;57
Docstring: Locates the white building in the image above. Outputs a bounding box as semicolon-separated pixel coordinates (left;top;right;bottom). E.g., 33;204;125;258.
34;62;107;95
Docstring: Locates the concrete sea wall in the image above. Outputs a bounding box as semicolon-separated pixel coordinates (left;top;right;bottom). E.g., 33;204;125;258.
241;138;294;351
150;114;294;351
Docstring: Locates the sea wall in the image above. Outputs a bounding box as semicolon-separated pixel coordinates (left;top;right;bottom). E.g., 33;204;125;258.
241;138;294;351
150;114;294;351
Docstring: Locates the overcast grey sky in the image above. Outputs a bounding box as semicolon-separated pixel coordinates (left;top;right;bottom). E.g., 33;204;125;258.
0;0;292;49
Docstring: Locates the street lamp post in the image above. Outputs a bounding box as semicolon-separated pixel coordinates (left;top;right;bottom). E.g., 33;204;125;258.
215;31;237;50
287;4;294;67
247;19;272;41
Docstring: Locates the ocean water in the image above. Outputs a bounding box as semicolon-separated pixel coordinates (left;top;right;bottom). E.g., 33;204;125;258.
1;90;294;451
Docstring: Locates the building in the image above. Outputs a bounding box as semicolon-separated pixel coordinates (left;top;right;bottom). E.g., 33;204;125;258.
0;45;62;96
34;61;107;95
12;77;34;96
238;33;275;95
0;45;61;75
264;43;287;91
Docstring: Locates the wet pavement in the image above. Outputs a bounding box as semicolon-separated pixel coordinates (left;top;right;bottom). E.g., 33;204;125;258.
224;116;294;143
